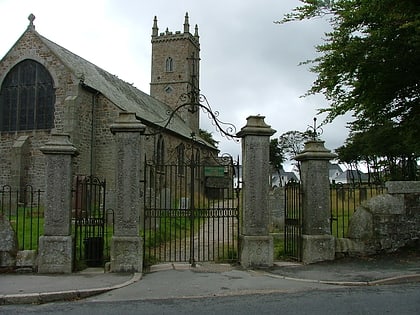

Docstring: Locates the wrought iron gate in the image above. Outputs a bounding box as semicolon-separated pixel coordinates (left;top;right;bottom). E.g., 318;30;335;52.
73;176;107;269
284;179;302;261
142;152;240;267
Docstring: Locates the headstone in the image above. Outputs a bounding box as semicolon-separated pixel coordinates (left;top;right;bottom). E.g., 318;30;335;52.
159;188;172;209
268;186;285;232
179;197;190;209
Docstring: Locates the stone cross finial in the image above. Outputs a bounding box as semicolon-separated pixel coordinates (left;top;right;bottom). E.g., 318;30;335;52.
28;13;35;29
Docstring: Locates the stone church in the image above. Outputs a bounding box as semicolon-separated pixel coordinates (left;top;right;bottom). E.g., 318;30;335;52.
0;13;216;208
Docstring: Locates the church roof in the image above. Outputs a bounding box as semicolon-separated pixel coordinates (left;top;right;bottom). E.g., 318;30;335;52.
19;23;209;144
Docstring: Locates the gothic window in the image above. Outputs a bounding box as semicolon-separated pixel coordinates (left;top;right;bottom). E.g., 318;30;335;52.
177;143;185;176
165;57;173;72
156;135;165;172
0;59;55;132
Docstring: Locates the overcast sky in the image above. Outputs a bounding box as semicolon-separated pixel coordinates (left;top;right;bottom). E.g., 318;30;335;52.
0;0;352;169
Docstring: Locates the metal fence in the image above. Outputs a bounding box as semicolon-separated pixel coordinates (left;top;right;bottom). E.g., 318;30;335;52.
330;182;387;238
72;176;108;269
142;155;240;267
0;185;44;250
284;179;302;261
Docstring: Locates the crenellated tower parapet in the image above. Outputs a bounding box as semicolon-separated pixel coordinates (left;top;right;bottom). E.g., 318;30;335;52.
150;13;200;133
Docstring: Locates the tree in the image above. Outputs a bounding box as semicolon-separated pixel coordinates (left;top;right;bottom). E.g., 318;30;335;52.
271;131;312;176
269;138;284;172
336;122;419;181
278;130;312;161
279;0;420;179
198;129;219;148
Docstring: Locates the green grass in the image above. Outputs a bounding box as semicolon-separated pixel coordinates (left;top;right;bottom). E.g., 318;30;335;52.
272;233;286;260
2;209;44;251
142;215;204;266
330;184;385;238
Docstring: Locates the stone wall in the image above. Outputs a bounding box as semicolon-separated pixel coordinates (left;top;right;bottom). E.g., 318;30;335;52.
336;181;420;256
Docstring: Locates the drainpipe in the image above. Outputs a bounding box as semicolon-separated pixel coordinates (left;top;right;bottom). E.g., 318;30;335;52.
90;92;99;177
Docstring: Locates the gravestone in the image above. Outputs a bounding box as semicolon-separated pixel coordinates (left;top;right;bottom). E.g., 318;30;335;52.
160;188;172;210
179;197;190;209
268;186;285;232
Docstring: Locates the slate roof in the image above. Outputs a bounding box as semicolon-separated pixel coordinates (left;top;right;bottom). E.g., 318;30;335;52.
334;170;370;183
32;31;210;144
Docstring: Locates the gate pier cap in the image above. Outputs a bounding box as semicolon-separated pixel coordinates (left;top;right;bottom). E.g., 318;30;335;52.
237;115;276;137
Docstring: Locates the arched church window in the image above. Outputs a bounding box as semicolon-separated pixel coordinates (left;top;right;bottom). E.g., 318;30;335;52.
0;59;55;132
165;57;173;72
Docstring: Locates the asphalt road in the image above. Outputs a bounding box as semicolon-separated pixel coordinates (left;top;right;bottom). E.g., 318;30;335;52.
2;283;419;315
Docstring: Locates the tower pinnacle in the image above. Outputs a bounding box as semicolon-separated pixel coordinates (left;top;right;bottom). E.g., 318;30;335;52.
152;16;158;37
194;24;199;37
184;12;190;33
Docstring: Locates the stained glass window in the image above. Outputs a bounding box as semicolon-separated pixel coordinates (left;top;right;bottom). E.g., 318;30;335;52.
0;59;55;132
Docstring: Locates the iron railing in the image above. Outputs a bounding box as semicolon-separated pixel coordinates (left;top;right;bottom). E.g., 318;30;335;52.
72;176;107;269
284;179;302;261
0;185;44;250
142;158;240;267
330;182;387;238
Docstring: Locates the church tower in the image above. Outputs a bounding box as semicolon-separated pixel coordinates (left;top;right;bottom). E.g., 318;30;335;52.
150;13;200;133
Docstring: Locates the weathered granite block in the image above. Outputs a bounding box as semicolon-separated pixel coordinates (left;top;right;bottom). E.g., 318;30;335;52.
0;215;18;267
110;236;143;273
16;250;38;269
240;235;273;268
386;181;420;194
38;235;73;273
302;234;335;264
